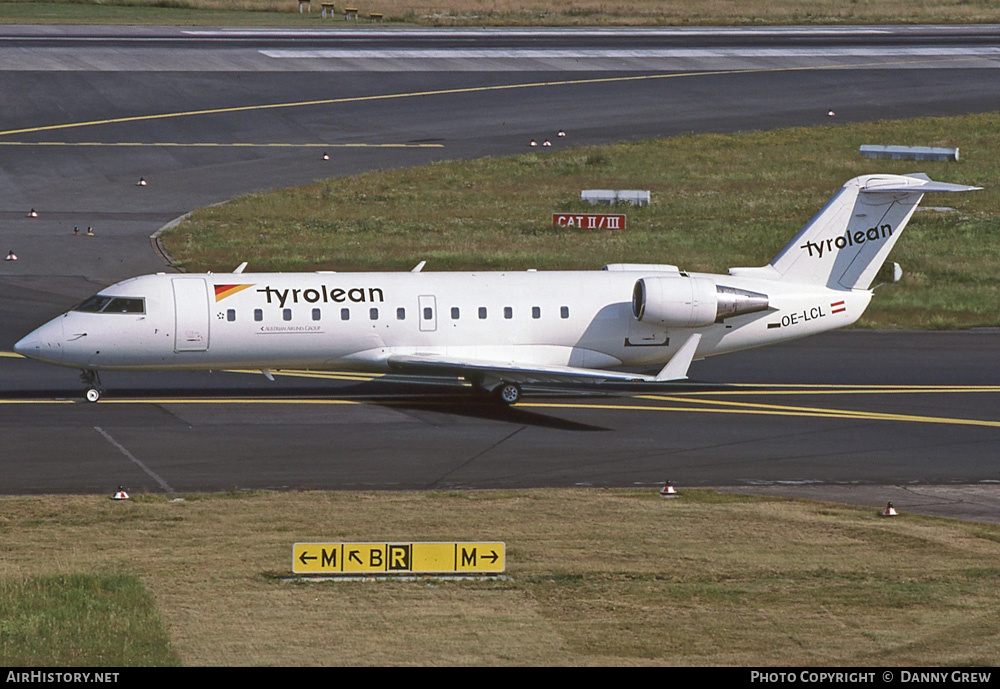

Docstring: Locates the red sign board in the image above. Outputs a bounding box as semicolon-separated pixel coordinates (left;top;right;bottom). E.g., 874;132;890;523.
552;213;626;230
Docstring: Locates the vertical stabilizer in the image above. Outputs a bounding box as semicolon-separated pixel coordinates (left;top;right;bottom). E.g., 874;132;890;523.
748;175;979;290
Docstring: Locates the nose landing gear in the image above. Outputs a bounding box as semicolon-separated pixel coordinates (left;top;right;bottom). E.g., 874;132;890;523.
80;370;104;403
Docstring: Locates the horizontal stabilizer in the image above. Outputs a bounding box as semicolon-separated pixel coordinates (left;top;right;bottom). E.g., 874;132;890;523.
859;174;981;194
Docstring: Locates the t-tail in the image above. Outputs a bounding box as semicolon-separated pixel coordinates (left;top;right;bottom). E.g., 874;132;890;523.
730;174;980;290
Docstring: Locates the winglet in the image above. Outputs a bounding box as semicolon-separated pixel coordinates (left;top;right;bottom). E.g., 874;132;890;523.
654;333;702;381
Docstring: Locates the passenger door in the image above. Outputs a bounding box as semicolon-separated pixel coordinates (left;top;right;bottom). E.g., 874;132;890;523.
172;278;210;352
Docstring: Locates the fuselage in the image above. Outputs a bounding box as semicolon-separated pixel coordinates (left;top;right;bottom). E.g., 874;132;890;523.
16;173;977;399
14;267;871;375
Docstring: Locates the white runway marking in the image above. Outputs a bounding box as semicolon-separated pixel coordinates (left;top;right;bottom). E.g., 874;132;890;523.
260;47;1000;60
94;426;174;493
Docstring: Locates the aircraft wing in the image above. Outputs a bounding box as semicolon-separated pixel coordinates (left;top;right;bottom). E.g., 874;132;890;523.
386;334;702;386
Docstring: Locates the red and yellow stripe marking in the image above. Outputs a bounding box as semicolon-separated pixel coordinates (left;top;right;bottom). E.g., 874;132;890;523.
214;284;254;302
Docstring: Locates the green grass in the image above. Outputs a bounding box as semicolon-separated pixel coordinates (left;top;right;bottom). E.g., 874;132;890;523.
3;0;1000;26
0;574;181;666
0;1;313;26
3;489;1000;665
165;113;1000;329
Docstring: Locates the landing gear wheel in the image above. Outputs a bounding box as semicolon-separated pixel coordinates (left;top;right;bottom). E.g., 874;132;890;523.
80;370;104;403
496;382;522;405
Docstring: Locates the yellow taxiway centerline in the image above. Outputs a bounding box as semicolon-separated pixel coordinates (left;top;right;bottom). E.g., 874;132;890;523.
0;56;986;140
1;388;999;429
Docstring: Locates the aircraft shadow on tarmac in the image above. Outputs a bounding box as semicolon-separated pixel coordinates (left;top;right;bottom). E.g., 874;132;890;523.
11;380;615;431
371;395;612;432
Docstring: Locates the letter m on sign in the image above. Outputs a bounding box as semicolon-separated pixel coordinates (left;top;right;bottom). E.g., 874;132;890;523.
321;548;337;569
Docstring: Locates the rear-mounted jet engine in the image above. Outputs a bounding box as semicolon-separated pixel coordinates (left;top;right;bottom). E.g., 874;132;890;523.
632;276;769;327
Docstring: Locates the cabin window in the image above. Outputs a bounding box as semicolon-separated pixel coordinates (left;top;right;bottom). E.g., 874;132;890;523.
532;306;541;319
254;309;263;322
504;306;513;319
227;309;236;322
478;307;487;320
370;307;379;320
283;308;292;321
561;306;570;319
423;307;433;321
397;307;406;320
451;307;460;320
341;308;350;321
312;308;321;321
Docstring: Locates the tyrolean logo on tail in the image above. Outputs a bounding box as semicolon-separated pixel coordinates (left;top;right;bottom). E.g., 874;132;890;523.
799;224;893;258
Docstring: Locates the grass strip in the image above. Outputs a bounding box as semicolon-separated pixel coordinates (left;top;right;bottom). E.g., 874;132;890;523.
2;489;1000;665
2;0;1000;26
0;573;181;666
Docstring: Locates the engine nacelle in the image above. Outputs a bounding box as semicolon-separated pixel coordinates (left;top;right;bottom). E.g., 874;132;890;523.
632;276;769;327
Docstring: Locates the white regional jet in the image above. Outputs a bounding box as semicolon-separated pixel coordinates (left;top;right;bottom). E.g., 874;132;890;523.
14;174;979;404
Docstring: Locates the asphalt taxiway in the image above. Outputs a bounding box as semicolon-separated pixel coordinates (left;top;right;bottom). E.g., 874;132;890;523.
2;25;1000;517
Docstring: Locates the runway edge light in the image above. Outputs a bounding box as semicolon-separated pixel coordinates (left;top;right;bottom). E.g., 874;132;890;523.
112;485;130;501
881;501;898;517
659;481;679;498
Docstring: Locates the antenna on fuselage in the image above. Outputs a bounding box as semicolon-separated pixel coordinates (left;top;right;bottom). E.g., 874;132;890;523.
233;262;248;274
411;261;426;273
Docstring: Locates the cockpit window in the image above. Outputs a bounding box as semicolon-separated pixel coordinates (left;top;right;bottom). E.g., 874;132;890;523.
73;295;113;312
72;295;145;314
105;298;145;313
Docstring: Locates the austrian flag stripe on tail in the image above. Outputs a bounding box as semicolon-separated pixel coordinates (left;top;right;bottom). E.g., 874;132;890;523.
215;284;254;302
831;300;846;314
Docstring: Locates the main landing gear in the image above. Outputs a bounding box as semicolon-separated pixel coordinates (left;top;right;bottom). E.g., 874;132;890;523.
80;369;104;403
471;376;523;405
494;382;522;406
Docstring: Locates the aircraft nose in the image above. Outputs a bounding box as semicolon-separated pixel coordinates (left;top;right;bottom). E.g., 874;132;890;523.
14;319;65;364
13;333;37;356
